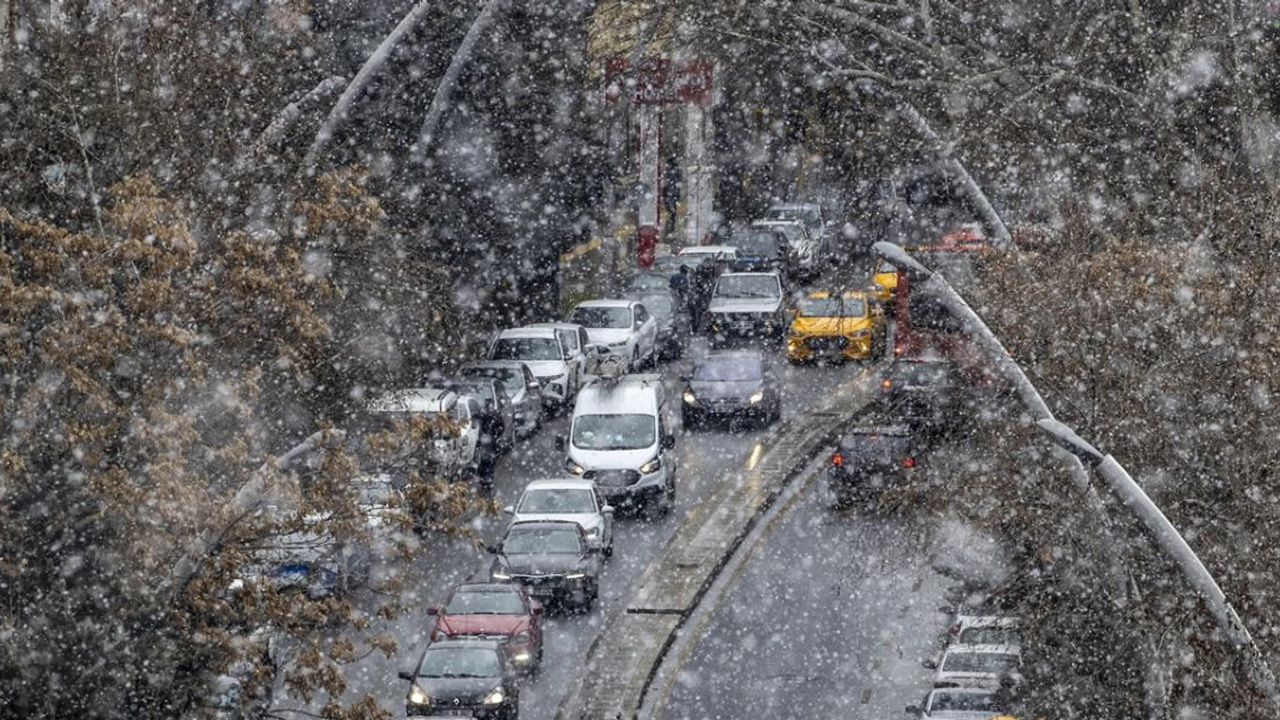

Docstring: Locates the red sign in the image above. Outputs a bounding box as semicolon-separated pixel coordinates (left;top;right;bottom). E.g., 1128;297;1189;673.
605;57;713;106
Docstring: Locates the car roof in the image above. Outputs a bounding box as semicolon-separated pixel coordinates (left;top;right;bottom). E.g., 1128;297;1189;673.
680;245;737;254
523;478;598;492
423;638;505;651
942;643;1021;657
702;349;764;362
366;388;455;413
452;582;524;594
524;322;583;332
574;299;635;309
575;377;660;415
464;360;529;372
495;327;557;339
954;615;1021;628
506;519;585;532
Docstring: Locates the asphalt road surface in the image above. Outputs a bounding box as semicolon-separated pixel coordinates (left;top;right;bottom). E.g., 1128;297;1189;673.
301;337;877;719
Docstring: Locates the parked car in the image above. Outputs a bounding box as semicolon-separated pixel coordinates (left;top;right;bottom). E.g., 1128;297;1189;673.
566;299;659;371
366;388;482;480
926;643;1022;688
235;510;372;600
786;290;886;363
680;350;781;428
399;639;519;719
489;520;603;611
439;377;517;454
428;583;545;673
523;322;590;394
946;615;1022;650
623;288;690;360
460;361;543;438
880;358;965;436
706;271;788;345
906;687;1007;719
824;424;921;506
559;374;677;516
677;244;739;270
504;479;615;556
487;327;580;412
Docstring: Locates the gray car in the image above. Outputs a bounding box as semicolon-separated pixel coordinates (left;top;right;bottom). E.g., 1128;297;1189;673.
624;289;690;360
460;361;543;438
440;377;517;454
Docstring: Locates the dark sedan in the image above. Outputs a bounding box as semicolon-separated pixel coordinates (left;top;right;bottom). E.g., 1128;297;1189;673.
825;424;923;506
488;521;602;611
680;350;782;428
399;639;518;719
880;358;965;436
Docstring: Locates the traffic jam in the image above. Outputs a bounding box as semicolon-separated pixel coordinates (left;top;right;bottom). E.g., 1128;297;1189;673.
253;203;1014;719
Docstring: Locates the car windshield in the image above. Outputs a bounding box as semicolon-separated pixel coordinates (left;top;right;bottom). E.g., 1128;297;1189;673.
798;297;867;317
445;590;527;615
694;356;763;382
417;647;501;678
958;627;1020;645
941;651;1019;674
929;691;1000;712
629;273;673;291
571;413;656;450
569;306;632;329
461;366;522;395
715;275;780;300
518;488;596;514
491;337;562;361
502;527;583;554
729;231;780;255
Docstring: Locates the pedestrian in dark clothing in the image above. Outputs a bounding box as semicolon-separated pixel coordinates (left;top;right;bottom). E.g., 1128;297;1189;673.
670;265;691;310
690;261;717;332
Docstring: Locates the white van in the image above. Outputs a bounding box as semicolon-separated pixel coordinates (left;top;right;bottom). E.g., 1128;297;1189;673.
558;374;677;515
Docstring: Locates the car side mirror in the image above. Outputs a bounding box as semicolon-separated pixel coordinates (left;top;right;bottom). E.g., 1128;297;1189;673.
398;670;414;681
528;380;542;392
661;433;676;450
531;605;544;616
502;505;514;515
486;545;499;555
555;434;567;451
921;658;938;670
426;606;439;615
602;505;615;515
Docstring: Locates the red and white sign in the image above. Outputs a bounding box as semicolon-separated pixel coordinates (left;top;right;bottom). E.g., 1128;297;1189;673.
605;57;714;106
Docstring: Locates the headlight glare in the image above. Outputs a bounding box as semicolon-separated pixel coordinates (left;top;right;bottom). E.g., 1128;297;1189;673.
483;687;505;705
749;389;765;404
565;572;587;580
639;457;661;474
492;569;511;581
565;457;586;475
408;684;430;705
682;389;697;405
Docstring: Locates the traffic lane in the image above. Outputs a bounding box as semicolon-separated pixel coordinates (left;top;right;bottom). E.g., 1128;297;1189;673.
661;486;945;720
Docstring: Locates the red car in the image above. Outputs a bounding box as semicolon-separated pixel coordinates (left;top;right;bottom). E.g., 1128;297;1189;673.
428;583;545;673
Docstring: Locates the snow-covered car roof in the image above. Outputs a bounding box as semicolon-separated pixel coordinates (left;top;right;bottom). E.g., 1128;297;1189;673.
521;478;598;492
495;326;559;339
573;298;638;309
366;387;456;414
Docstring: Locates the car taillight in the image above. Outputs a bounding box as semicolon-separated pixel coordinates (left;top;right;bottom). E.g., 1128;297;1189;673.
903;457;916;468
831;452;844;467
881;378;892;390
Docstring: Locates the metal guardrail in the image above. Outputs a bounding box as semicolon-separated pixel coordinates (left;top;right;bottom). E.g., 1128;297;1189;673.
872;240;1280;709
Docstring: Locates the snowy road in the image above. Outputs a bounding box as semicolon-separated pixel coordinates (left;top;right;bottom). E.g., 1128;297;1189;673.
300;342;873;718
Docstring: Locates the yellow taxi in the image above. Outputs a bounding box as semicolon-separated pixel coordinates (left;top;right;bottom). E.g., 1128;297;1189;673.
786;290;885;363
869;257;899;304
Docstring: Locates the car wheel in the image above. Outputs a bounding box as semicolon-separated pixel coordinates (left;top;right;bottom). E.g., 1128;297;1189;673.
682;410;698;430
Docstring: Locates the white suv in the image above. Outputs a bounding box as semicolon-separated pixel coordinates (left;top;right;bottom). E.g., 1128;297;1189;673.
365;388;481;479
566;299;658;371
488;327;579;411
504;479;615;555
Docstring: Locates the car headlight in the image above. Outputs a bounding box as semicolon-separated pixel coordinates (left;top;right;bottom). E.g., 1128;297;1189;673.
492;569;511;581
408;683;430;705
565;572;587;580
565;457;587;475
483;687;505;706
682;389;697;405
639;456;662;474
584;526;600;539
749;389;765;404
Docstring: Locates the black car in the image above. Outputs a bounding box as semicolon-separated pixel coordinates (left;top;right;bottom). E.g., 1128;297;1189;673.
724;228;792;276
880;359;964;436
825;425;922;506
681;350;782;428
399;639;518;719
489;521;602;611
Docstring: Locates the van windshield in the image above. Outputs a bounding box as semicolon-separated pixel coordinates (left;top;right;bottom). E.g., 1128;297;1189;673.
571;414;656;450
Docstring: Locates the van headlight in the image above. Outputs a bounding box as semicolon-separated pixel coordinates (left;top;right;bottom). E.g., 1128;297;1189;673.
565;458;587;475
483;687;505;705
639;456;662;474
682;389;697;405
749;389;765;404
408;684;430;705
